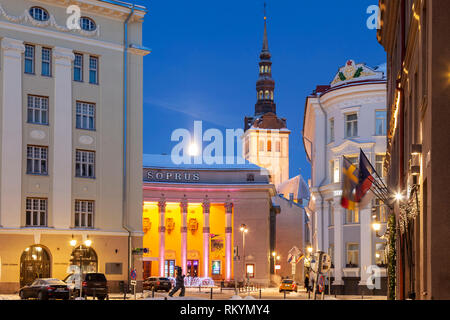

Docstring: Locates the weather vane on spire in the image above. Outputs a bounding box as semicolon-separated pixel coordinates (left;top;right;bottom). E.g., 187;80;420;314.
264;1;267;20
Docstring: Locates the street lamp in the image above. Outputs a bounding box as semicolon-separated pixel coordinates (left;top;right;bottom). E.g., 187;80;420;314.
240;224;248;285
372;221;382;237
272;251;276;274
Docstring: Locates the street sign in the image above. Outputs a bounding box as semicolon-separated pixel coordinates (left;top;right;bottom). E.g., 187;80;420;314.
233;246;238;258
320;254;332;273
130;280;137;286
130;268;137;280
318;275;325;293
132;248;149;255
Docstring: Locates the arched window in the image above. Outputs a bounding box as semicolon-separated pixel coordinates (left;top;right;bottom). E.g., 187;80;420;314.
70;245;98;273
259;91;264;99
265;90;270;99
264;65;268;73
259;139;264;152
276;140;281;152
20;245;51;287
260;66;264;73
267;140;272;152
271;91;274;100
29;7;49;21
269;66;271;73
80;17;96;31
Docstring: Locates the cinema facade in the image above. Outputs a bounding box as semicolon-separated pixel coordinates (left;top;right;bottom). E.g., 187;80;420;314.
141;154;304;286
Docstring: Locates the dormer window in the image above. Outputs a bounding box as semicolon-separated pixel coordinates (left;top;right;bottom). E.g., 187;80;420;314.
80;17;96;31
29;7;49;21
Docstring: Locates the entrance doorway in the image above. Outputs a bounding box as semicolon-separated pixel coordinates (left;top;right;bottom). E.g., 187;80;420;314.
20;245;51;287
165;260;175;277
187;260;199;277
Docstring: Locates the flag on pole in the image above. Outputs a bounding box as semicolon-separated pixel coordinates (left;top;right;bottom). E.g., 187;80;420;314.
355;149;375;202
341;156;359;210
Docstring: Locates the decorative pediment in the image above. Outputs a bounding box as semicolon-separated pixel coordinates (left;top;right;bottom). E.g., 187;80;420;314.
330;60;383;87
331;139;375;157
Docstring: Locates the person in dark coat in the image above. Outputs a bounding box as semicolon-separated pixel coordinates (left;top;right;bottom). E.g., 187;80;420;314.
304;274;310;293
169;267;185;297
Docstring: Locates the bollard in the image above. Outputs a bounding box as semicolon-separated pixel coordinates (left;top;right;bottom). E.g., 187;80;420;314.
284;290;286;300
210;288;213;300
152;287;155;298
199;285;201;292
93;288;96;300
259;289;262;299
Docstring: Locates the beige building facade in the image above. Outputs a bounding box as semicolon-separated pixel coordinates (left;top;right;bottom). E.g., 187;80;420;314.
0;0;148;293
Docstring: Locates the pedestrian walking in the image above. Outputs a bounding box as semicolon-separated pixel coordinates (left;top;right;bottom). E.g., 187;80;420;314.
304;274;310;293
168;267;185;297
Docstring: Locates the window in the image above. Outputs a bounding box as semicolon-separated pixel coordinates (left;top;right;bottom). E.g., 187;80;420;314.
345;113;358;138
329;206;334;226
375;111;387;135
329;118;335;142
259;139;264;152
89;56;98;84
24;44;35;74
76;102;95;130
41;47;51;76
80;17;96;31
267;140;272;152
375;154;386;178
330;160;335;183
373;199;387;223
259;91;263;99
27;95;48;125
212;260;221;275
276;140;281;152
328;244;334;267
265;90;270;99
246;264;255;278
25;198;47;227
375;243;386;266
346;208;359;224
29;7;49;21
74;53;83;81
164;260;175;277
260;66;264;74
246;174;255;182
346;243;359;267
26;146;48;175
75;150;95;178
74;200;94;228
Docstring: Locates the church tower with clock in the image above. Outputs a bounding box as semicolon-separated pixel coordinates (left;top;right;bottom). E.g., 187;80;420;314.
242;11;290;187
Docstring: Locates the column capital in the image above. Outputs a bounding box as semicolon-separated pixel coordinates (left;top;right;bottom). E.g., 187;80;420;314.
158;194;166;211
1;38;24;58
224;197;233;214
53;46;75;67
202;195;210;214
180;195;188;212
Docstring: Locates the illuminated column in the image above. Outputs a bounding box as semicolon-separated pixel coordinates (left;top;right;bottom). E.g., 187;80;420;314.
224;198;233;281
180;196;188;275
333;205;344;285
158;196;166;277
202;196;211;278
0;38;24;228
359;206;373;286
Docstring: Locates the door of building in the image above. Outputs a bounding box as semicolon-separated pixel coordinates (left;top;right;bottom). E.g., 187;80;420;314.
143;261;152;279
20;245;51;287
164;260;175;277
187;260;199;277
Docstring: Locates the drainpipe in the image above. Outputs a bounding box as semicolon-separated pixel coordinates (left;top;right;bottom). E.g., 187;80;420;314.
316;93;327;253
123;4;135;294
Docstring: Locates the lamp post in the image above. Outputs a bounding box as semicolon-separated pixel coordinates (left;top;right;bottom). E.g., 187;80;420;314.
240;224;248;285
272;251;276;274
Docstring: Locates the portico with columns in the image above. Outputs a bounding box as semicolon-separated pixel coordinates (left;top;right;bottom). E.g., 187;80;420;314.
142;154;277;285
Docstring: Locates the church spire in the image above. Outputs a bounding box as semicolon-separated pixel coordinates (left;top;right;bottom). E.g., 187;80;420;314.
255;2;276;116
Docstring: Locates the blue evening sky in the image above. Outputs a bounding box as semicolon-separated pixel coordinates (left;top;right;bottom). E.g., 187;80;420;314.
130;0;386;181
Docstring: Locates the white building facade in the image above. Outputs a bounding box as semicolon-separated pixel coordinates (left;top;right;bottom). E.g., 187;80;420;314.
302;60;388;295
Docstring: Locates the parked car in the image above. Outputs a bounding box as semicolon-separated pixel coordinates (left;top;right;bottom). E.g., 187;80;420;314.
143;277;172;292
279;279;298;293
63;272;108;300
19;278;70;300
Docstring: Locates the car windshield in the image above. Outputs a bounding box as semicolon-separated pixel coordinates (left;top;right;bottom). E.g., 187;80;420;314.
44;279;65;285
85;273;106;281
282;280;293;284
158;278;169;281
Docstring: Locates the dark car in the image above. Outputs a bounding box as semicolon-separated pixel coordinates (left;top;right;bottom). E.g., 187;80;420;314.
64;272;108;300
19;278;70;300
143;277;172;292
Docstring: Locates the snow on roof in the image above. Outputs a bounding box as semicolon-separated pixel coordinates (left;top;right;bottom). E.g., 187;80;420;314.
143;154;263;171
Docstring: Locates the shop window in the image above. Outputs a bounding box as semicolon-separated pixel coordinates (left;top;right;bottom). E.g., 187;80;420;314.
212;260;221;275
246;264;255;278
